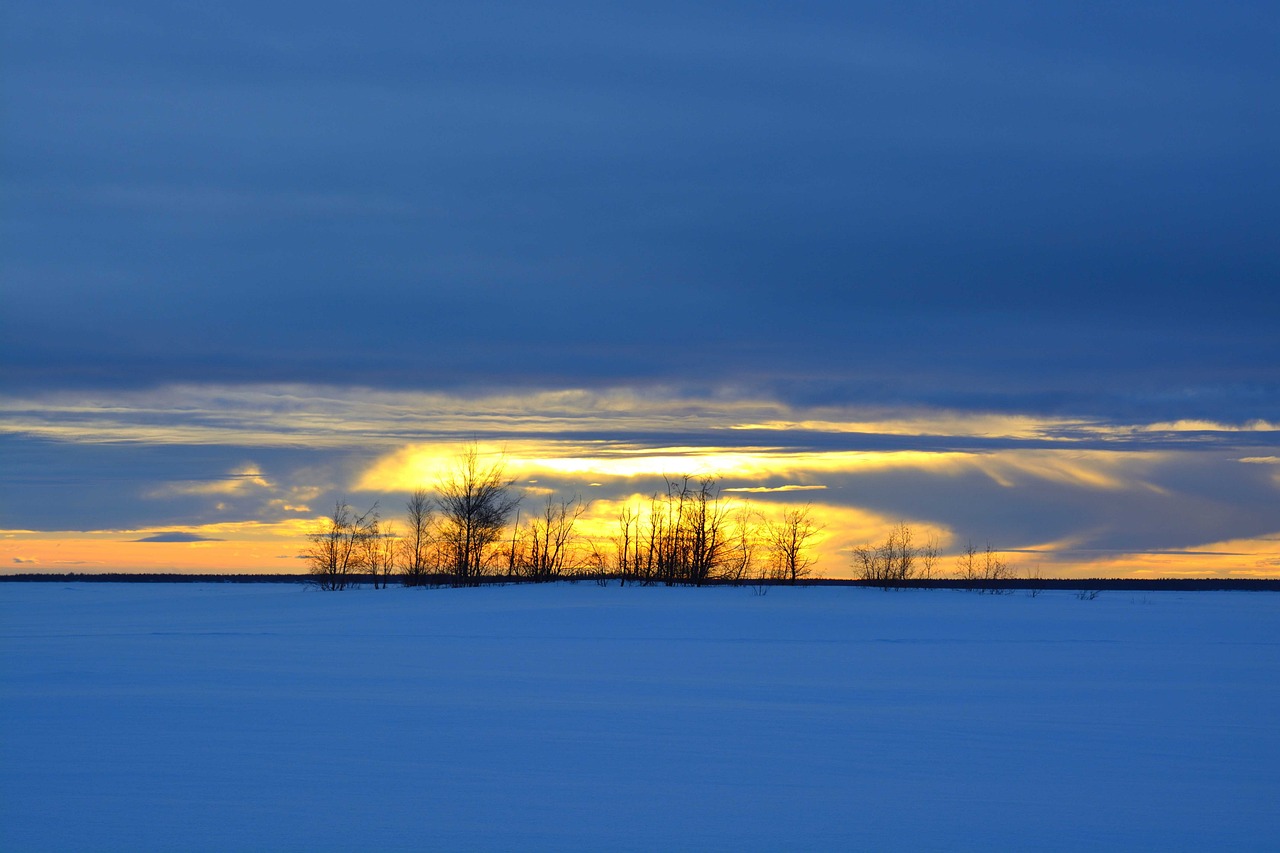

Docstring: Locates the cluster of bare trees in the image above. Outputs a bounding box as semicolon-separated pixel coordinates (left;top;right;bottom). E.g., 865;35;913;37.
852;522;939;588
609;477;822;586
955;540;1015;593
301;501;394;591
303;448;824;589
506;496;589;581
303;445;1016;591
305;447;522;589
611;477;737;585
851;523;1014;591
304;447;602;588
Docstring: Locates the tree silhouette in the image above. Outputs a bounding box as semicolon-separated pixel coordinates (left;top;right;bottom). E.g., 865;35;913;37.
765;505;822;583
508;495;588;581
434;446;520;586
853;522;934;588
956;540;1013;594
401;489;435;586
304;500;377;591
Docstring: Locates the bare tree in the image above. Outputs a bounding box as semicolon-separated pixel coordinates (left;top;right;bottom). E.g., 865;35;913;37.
360;518;399;589
764;504;822;584
509;495;588;581
1025;564;1045;598
956;540;1014;594
853;522;926;588
584;539;611;586
722;507;764;584
303;500;377;591
401;488;435;587
612;503;641;586
605;478;748;586
681;477;732;585
919;535;940;580
640;476;735;585
640;490;667;585
615;492;667;586
434;445;521;586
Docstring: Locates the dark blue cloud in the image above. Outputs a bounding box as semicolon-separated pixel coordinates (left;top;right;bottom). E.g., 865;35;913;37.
3;1;1277;420
0;436;342;531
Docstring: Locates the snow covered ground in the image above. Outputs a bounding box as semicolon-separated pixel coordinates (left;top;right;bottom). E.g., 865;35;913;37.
2;583;1277;852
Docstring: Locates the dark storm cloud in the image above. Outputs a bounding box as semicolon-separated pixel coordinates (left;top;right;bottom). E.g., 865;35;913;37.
3;1;1277;418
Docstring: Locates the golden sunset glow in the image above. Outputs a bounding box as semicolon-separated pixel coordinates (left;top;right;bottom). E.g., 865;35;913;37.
1;520;315;574
1009;533;1280;579
352;440;1176;500
3;384;1276;579
353;440;978;490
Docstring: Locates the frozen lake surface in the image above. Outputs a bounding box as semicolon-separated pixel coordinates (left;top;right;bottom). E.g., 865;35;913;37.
2;583;1278;851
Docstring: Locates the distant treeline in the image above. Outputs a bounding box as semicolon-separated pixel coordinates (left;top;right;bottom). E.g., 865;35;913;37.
4;573;1279;591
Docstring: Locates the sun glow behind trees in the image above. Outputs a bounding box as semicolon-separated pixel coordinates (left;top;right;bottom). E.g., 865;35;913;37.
2;385;1278;578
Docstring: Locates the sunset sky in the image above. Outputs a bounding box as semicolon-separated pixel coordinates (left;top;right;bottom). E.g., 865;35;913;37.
3;1;1278;577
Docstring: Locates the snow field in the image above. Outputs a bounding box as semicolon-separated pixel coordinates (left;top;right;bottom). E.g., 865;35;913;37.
2;583;1277;851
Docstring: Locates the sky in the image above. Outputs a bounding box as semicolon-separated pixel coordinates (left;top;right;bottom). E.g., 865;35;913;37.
2;1;1278;577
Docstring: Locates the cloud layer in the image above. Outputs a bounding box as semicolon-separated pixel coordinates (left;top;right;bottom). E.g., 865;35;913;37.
2;2;1276;575
3;385;1277;576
